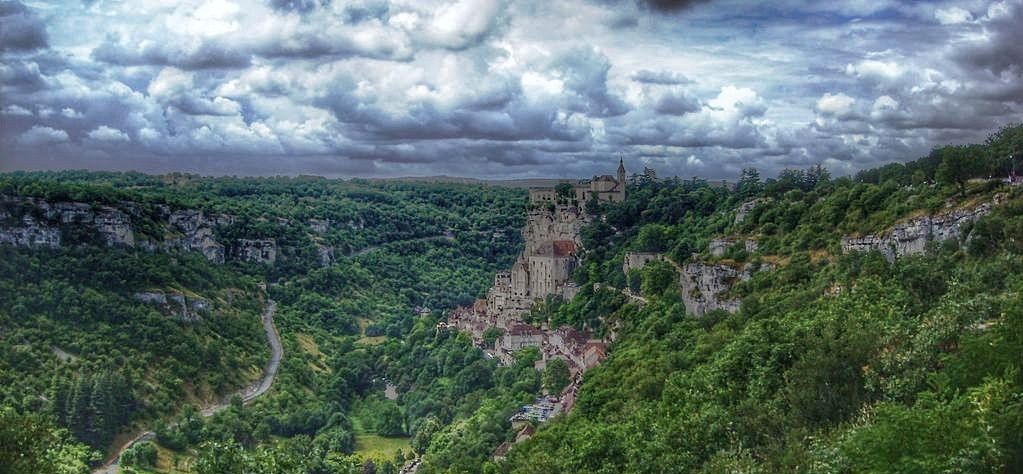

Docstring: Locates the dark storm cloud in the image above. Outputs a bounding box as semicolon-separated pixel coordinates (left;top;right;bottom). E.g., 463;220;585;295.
92;36;252;69
0;1;48;51
3;0;1023;180
952;2;1023;76
630;69;693;85
653;91;700;114
0;60;47;91
638;0;710;12
267;0;328;13
549;47;630;117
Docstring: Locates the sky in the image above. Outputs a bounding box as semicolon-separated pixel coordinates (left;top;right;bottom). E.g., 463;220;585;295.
1;0;1021;179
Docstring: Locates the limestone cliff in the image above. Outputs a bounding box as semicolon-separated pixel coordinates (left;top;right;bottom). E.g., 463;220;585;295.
679;262;754;316
485;204;589;314
0;195;276;264
841;201;994;261
134;291;211;322
166;209;235;263
0;196;135;248
522;205;587;254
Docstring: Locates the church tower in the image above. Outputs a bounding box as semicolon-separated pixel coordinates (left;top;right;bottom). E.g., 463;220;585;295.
617;157;627;200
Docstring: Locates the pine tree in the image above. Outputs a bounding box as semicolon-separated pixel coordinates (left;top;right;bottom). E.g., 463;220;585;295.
66;374;92;445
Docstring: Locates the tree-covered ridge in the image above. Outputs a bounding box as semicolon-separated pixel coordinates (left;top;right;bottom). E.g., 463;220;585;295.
0;172;526;256
0;246;267;456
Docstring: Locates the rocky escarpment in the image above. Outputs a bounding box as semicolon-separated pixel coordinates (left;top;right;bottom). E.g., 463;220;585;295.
166;209;236;263
0;196;134;248
734;198;770;225
523;205;589;254
134;291;211;322
709;238;758;257
680;261;771;316
841;202;994;261
0;195;276;264
232;239;278;264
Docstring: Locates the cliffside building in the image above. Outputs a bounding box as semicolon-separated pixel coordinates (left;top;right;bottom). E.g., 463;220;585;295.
528;159;627;205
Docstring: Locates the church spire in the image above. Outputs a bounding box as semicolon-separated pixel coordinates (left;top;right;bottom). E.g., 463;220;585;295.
617;156;626;182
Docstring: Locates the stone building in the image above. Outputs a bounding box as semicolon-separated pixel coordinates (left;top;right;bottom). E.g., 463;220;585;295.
501;324;544;351
528;159;627;206
623;251;663;274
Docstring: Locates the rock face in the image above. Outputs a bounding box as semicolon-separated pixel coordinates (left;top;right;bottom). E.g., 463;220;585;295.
1;195;278;265
0;196;135;247
708;238;758;257
233;239;277;264
679;262;766;316
522;205;588;254
134;291;210;322
0;215;61;248
316;245;335;267
167;210;231;263
841;203;993;261
735;198;769;225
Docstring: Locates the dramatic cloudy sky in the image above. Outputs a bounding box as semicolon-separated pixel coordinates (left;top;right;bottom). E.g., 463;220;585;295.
1;0;1021;179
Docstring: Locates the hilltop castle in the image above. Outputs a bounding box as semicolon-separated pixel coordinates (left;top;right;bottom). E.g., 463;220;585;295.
528;159;627;205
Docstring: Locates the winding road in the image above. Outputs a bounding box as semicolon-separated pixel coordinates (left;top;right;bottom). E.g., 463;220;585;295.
94;299;282;474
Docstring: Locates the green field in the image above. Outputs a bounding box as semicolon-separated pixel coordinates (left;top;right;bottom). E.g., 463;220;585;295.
351;418;411;463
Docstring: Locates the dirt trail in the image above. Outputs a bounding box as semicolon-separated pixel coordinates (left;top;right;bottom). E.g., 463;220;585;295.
93;299;281;474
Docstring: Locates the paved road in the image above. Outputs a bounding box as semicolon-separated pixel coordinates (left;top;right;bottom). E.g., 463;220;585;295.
94;299;281;474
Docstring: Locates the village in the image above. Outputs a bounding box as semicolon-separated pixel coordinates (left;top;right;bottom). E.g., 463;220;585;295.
437;162;628;454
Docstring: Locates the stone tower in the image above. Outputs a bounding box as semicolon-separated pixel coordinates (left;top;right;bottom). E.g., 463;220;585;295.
613;157;621;198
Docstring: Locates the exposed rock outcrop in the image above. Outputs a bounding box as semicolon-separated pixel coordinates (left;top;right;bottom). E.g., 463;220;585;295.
709;238;758;257
316;245;335;267
134;291;211;322
841;202;993;261
735;198;769;225
523;205;588;254
232;239;277;264
1;195;279;265
308;219;329;234
0;215;61;248
166;210;235;263
0;196;135;247
680;261;769;316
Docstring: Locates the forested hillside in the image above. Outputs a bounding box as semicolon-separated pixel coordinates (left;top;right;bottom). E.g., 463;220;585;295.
0;174;527;473
497;124;1023;473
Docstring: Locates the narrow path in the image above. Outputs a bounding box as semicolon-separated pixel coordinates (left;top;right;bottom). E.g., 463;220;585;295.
94;299;281;474
593;283;648;304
